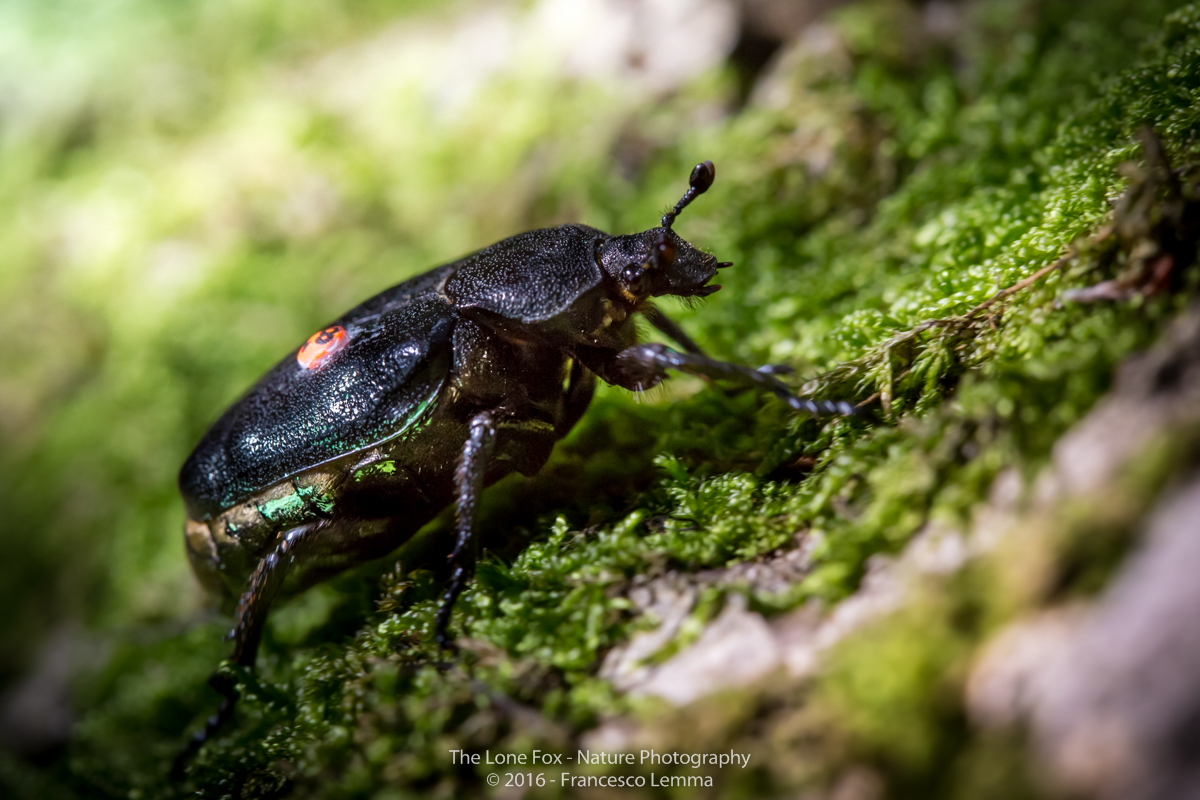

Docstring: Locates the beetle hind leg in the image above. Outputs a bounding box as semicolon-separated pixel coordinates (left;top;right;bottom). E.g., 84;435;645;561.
172;687;237;779
229;522;326;668
434;410;496;649
174;521;324;776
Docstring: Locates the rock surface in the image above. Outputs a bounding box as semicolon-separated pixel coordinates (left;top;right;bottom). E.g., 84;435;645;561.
969;304;1200;800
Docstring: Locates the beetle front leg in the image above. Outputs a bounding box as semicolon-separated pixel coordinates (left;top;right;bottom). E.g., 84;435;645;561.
607;343;858;416
643;306;705;356
434;410;496;649
174;522;323;776
643;306;794;376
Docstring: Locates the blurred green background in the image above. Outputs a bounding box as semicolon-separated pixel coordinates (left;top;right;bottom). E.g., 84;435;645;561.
3;0;1200;796
0;0;719;676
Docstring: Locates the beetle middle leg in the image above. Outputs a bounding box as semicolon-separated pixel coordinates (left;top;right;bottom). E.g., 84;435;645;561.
606;343;858;416
557;360;597;437
434;410;496;649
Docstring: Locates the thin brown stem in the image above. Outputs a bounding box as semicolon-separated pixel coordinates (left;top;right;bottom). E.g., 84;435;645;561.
962;253;1071;320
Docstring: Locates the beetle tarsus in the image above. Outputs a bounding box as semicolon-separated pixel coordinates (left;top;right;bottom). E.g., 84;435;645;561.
171;687;237;779
434;411;496;649
789;398;860;417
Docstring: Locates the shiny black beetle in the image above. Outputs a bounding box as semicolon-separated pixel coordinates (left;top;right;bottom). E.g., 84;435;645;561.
177;161;855;755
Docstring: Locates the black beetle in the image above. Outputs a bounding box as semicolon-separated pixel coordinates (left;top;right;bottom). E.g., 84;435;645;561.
176;161;856;759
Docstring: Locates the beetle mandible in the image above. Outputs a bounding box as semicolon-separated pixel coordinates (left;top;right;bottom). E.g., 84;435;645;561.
177;161;856;756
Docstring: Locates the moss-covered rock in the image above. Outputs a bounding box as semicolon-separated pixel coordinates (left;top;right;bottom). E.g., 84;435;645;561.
4;0;1200;797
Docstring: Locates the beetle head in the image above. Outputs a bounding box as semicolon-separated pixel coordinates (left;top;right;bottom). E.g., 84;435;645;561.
597;160;730;305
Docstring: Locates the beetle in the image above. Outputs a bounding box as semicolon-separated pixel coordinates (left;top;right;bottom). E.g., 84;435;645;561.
176;161;857;759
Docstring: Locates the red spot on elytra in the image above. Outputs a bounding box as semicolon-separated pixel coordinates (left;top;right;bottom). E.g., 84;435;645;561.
297;325;346;369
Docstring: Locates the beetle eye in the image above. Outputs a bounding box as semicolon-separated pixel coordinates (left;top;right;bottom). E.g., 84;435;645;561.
621;264;649;296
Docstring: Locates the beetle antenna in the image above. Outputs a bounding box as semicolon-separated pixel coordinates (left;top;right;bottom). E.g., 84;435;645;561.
661;160;715;230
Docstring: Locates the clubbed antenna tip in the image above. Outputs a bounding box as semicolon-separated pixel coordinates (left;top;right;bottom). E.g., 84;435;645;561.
661;160;715;230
